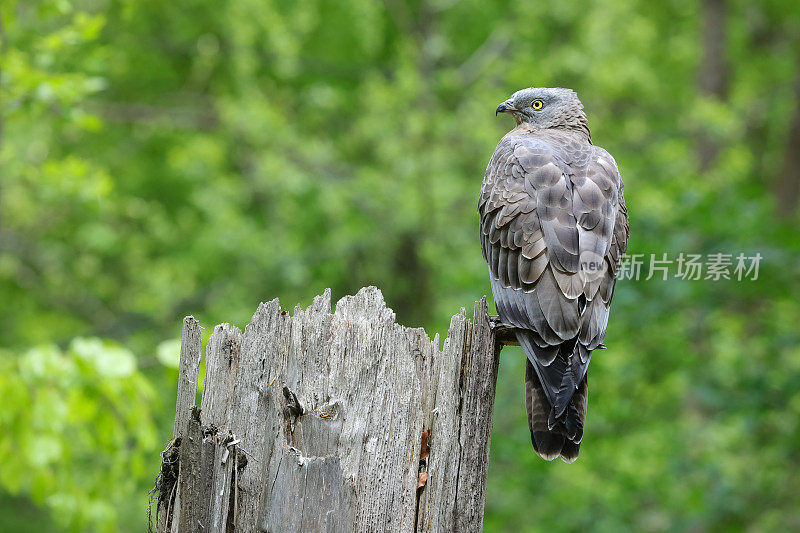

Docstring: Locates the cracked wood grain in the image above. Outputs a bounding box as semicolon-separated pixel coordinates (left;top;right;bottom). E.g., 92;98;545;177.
158;287;505;532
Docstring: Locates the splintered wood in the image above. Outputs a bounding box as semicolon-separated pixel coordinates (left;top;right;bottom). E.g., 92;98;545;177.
157;287;501;533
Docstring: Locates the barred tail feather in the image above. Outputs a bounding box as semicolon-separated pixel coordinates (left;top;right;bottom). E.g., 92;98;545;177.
525;359;588;463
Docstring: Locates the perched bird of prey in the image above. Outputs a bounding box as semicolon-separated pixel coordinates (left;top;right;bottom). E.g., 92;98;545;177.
479;87;629;463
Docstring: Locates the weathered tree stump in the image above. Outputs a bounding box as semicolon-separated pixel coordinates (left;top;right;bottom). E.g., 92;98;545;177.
156;286;509;532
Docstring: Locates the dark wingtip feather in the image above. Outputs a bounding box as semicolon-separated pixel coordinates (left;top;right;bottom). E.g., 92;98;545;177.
564;409;578;440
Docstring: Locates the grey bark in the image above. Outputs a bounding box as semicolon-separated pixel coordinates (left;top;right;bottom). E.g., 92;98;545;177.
173;317;202;438
156;287;505;532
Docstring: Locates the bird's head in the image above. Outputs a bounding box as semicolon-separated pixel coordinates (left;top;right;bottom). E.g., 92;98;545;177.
496;87;590;138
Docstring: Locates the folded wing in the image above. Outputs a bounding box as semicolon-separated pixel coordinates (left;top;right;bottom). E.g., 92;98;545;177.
479;134;628;421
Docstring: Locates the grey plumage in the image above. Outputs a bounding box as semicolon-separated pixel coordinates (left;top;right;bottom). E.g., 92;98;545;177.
480;87;629;463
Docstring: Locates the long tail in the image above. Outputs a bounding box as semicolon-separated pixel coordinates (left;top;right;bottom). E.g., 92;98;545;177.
525;359;588;463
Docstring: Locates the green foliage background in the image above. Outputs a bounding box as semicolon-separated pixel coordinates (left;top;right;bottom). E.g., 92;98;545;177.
2;0;800;530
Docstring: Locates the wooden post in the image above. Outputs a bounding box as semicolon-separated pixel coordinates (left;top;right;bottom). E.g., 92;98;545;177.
155;286;507;532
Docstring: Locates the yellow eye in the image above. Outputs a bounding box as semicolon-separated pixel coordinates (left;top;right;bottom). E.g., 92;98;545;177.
532;100;543;110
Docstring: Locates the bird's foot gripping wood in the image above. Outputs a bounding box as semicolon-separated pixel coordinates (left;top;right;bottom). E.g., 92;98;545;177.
488;315;520;347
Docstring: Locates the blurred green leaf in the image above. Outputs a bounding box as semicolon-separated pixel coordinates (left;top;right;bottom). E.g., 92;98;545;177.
156;338;182;368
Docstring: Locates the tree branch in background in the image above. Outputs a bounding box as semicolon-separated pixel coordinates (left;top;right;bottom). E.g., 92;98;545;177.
0;7;5;226
696;0;729;171
775;73;800;217
87;101;219;130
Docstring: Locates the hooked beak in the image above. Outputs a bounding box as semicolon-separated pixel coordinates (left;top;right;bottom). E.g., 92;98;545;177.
496;101;514;116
